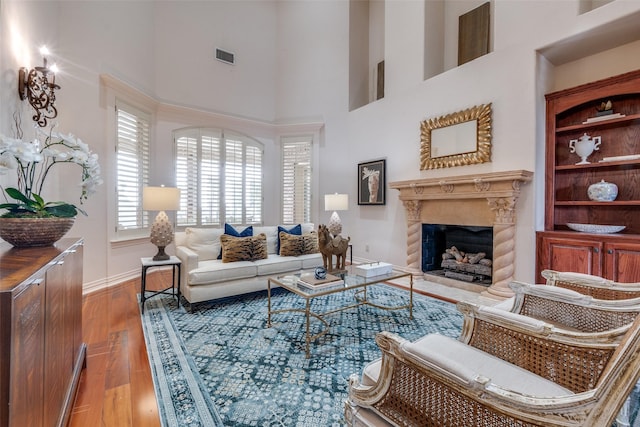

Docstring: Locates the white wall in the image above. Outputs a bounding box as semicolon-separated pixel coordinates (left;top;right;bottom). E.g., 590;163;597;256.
153;1;278;121
1;0;640;292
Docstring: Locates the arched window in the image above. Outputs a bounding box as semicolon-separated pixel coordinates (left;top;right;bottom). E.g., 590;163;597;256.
175;128;263;227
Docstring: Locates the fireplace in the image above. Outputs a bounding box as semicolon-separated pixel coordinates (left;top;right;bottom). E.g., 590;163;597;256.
390;170;533;299
422;224;493;285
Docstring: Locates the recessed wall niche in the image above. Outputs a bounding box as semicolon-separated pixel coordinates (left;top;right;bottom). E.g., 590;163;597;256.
349;0;385;111
578;0;614;14
424;0;494;80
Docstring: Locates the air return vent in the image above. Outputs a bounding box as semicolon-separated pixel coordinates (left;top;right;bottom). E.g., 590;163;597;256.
215;48;235;65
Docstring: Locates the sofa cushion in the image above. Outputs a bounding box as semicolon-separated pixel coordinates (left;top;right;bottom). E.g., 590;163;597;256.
188;259;257;285
277;224;301;254
185;227;224;261
253;226;278;254
279;231;319;257
298;252;324;269
220;233;268;263
254;254;302;276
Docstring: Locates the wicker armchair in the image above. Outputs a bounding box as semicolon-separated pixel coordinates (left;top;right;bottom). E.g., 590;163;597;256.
345;301;640;427
501;280;640;334
542;269;640;300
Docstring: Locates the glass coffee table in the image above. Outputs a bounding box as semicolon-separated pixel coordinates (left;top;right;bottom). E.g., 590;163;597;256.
267;266;413;358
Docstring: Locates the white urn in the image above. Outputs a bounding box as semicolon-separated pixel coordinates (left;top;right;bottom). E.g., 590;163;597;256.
569;133;601;165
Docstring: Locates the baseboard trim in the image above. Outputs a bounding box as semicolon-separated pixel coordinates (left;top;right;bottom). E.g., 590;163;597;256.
83;268;139;295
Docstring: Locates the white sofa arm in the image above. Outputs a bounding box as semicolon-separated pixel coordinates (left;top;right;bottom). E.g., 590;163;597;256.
176;245;198;274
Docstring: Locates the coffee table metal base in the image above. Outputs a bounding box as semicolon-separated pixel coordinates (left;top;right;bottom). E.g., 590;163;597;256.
266;273;413;358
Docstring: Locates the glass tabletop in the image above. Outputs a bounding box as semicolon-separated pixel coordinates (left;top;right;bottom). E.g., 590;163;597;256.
269;265;411;297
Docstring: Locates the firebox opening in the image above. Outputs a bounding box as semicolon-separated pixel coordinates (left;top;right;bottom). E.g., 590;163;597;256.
422;224;493;285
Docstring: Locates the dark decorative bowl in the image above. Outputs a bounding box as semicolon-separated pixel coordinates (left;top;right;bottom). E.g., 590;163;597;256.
0;217;75;247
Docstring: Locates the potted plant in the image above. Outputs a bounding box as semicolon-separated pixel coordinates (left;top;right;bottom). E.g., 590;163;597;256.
0;127;102;246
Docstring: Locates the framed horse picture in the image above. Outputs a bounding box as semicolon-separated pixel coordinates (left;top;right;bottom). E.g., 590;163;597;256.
358;159;386;205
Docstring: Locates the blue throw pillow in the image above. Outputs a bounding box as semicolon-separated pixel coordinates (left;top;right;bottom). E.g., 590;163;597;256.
218;224;253;259
225;223;253;237
277;224;302;254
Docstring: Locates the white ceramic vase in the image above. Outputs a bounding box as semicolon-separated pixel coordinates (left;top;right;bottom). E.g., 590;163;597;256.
588;180;618;202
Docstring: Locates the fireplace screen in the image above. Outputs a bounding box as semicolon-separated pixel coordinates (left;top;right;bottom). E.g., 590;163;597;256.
422;224;493;284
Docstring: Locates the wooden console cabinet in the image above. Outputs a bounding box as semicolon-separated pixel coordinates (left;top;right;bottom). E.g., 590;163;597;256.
0;238;85;427
536;69;640;282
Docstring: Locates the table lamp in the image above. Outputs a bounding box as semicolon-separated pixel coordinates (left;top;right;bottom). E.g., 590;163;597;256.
324;193;348;236
143;186;181;261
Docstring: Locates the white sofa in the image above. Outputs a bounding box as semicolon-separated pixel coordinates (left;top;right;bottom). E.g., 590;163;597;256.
175;223;323;308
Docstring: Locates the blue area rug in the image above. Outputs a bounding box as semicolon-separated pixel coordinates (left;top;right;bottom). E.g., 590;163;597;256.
141;285;463;426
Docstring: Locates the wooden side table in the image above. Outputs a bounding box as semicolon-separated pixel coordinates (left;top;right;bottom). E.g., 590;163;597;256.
140;256;181;313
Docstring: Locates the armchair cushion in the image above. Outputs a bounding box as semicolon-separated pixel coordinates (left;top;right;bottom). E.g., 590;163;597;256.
511;281;591;304
477;306;548;332
404;334;573;397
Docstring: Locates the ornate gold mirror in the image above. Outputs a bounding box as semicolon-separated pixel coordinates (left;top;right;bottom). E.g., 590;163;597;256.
420;103;492;169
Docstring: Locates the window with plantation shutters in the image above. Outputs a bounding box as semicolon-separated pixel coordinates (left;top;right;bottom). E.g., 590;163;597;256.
175;128;263;227
281;136;312;224
116;102;150;233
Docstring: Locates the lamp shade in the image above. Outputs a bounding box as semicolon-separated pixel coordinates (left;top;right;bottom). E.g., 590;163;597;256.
143;186;181;211
324;193;348;211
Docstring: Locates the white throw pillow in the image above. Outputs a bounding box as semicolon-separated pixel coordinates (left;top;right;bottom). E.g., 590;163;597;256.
186;227;224;261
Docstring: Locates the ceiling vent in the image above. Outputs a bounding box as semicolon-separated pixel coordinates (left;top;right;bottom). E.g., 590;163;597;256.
215;48;235;65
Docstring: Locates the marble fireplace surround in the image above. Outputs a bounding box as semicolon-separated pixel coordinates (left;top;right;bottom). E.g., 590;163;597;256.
389;170;533;299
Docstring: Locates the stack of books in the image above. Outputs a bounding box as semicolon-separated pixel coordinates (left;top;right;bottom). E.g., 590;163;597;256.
298;273;344;289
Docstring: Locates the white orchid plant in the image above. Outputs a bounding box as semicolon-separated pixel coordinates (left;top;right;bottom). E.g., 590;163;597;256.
0;126;102;218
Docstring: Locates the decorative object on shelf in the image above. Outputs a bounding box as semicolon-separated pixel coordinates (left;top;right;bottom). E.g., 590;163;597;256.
143;186;181;261
582;100;627;124
314;266;327;280
588;180;618;202
566;223;625;234
324;193;348;236
358;159;386;205
318;224;350;272
583;113;626;124
18;46;61;128
420;103;492;170
599;154;640;163
569;133;601;165
596;100;613;116
0;126;102;247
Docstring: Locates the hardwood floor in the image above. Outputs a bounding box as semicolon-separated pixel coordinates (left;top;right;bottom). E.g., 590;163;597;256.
69;271;173;427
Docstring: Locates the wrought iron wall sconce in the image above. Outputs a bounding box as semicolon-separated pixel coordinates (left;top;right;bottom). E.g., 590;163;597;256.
18;46;61;127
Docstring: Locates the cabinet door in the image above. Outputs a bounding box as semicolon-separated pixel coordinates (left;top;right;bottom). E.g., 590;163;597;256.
65;245;83;366
43;257;69;427
604;242;640;282
10;278;45;427
537;234;603;281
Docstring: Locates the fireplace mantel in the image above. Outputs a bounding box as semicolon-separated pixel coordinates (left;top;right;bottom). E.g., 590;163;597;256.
390;170;533;299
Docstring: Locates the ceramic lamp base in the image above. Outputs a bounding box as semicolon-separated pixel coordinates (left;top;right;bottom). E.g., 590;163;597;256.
149;210;174;260
153;246;169;261
328;211;342;236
